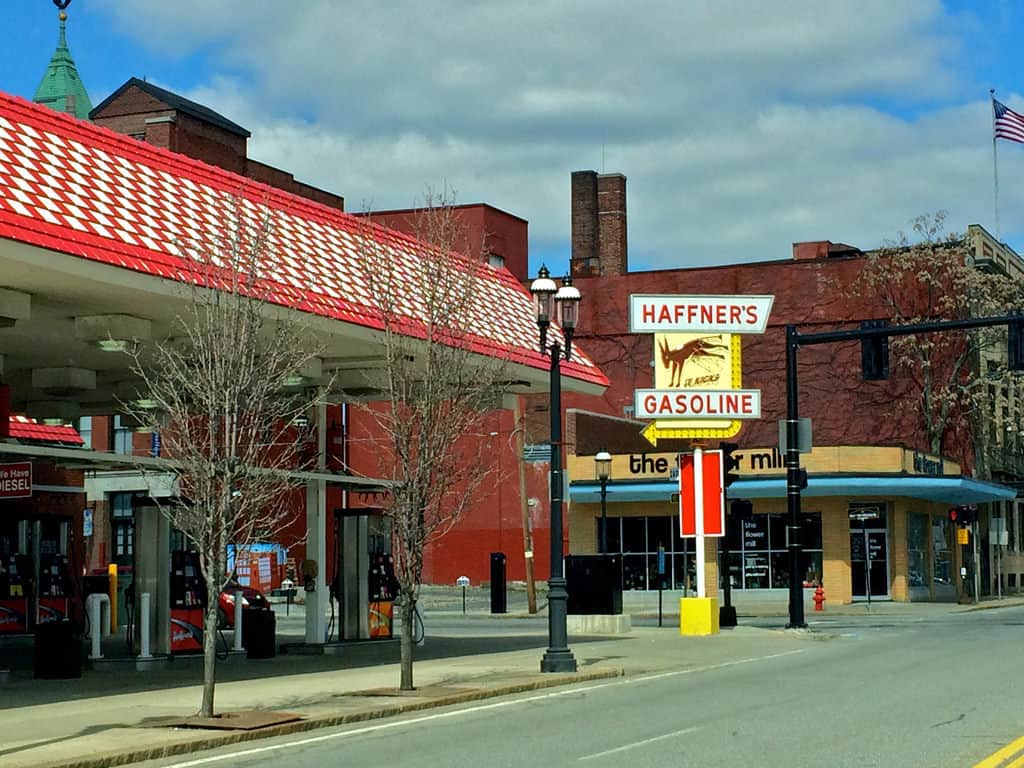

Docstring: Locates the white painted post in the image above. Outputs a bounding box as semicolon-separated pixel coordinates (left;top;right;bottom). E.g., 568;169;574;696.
139;592;152;659
694;447;706;598
233;589;244;652
86;593;110;660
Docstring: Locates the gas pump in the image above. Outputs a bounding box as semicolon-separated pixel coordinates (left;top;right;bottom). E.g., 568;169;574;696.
169;549;205;653
0;553;30;633
368;553;397;639
36;551;70;624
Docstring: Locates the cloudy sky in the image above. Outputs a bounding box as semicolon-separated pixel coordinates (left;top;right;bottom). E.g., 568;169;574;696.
5;0;1024;272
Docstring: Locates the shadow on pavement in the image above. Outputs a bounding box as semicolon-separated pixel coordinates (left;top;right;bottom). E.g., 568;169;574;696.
0;629;619;710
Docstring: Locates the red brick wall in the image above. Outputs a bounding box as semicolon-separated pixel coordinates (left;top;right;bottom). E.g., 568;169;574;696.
363;205;528;281
561;252;950;463
246;161;344;211
92;83;341;209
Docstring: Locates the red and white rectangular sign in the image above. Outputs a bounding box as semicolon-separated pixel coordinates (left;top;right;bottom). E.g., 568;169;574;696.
0;463;31;499
635;389;762;419
679;450;725;537
630;295;774;334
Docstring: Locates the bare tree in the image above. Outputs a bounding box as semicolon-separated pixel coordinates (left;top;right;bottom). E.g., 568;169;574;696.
126;198;326;717
853;212;1024;465
354;194;513;690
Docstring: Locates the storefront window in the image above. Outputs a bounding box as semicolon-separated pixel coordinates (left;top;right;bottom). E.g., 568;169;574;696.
907;512;928;588
932;517;952;585
622;517;646;553
604;515;694;590
602;513;821;591
729;512;822;590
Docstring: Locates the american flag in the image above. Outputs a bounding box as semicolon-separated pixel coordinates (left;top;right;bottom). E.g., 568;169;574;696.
994;99;1024;144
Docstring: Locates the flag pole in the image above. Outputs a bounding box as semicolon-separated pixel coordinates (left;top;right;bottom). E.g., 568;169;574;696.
991;88;1001;241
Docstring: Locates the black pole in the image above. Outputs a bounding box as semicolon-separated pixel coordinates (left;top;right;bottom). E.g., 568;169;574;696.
599;478;608;555
541;341;576;673
720;495;736;627
785;324;806;628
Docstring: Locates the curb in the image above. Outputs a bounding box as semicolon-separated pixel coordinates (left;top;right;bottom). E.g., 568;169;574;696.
30;668;623;768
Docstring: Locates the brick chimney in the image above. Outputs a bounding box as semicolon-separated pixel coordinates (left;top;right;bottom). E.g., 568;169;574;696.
792;241;832;261
571;170;628;278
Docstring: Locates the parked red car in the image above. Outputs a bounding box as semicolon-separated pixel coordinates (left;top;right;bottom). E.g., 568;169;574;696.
217;582;271;628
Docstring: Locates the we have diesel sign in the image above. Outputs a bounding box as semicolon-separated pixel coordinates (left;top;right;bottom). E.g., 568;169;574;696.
0;463;31;498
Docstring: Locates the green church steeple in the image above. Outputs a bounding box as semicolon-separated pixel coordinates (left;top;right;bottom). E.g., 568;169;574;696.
33;3;92;120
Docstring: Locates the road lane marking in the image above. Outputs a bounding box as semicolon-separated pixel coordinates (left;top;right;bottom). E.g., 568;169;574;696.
578;726;701;761
161;648;806;768
974;734;1024;767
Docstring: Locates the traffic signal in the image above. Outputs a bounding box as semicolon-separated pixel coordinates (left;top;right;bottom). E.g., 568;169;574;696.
861;319;890;380
720;442;741;487
1009;315;1024;372
948;505;977;526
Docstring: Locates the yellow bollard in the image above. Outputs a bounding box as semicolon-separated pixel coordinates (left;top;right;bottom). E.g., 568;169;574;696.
680;597;720;636
107;563;118;632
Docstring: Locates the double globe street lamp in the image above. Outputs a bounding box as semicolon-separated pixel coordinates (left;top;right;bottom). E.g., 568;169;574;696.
530;265;580;673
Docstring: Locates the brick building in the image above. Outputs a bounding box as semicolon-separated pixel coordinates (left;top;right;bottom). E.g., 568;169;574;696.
557;170;1021;605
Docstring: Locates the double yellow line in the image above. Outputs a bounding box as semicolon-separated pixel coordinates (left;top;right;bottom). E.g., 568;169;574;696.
975;735;1024;767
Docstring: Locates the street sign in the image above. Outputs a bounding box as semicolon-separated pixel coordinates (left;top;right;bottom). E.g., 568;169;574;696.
0;462;31;499
778;418;813;454
679;450;725;537
629;295;775;334
456;575;470;587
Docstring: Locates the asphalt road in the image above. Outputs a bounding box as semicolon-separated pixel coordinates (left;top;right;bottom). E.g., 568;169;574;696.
140;606;1024;768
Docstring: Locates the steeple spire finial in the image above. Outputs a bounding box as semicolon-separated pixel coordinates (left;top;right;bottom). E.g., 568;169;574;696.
34;0;93;121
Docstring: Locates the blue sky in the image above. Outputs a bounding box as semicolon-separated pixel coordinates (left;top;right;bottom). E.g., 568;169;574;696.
4;1;1024;273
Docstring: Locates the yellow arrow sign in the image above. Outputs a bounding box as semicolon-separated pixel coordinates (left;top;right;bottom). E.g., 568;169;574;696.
641;420;741;447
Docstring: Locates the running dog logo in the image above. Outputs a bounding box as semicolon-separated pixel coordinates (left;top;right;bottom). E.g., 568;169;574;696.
657;334;730;387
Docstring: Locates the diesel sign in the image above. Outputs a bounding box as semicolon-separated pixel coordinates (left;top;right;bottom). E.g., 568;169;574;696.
0;463;31;498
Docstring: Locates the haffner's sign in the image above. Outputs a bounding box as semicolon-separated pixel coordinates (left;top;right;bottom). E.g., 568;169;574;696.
0;463;32;499
629;295;774;334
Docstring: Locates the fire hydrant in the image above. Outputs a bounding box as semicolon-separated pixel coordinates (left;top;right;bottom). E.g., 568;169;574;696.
813;585;826;612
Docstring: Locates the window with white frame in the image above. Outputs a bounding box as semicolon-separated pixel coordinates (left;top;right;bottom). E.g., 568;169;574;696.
77;417;92;449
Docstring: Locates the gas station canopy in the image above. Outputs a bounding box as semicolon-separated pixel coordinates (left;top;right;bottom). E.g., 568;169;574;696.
0;91;607;424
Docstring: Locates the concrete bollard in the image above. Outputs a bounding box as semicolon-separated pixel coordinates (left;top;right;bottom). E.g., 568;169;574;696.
86;593;111;659
233;590;244;652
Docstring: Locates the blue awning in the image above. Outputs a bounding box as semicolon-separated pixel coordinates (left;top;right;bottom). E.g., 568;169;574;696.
569;475;1017;505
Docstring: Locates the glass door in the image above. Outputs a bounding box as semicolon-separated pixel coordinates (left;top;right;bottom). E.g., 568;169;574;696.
851;528;889;599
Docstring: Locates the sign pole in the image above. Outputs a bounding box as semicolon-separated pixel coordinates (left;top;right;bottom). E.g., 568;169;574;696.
694;447;706;598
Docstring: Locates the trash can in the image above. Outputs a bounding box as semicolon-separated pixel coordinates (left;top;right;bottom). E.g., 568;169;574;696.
566;555;623;615
34;621;83;679
242;608;276;659
490;552;507;614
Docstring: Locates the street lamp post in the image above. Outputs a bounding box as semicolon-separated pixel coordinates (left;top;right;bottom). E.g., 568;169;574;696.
531;265;579;674
595;451;611;555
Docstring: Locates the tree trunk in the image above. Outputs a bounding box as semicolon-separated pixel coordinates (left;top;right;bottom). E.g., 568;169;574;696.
399;596;415;691
199;599;219;717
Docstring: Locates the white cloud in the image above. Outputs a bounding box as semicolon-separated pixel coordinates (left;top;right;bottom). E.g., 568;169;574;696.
90;0;1024;268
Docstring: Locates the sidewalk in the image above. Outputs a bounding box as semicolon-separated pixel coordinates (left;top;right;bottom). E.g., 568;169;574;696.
3;590;1023;768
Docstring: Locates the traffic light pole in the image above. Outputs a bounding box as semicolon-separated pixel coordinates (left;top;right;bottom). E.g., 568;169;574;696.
785;312;1022;628
785;325;805;628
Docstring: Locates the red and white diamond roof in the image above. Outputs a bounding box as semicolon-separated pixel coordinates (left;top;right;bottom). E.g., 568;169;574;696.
0;92;607;389
9;415;83;446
